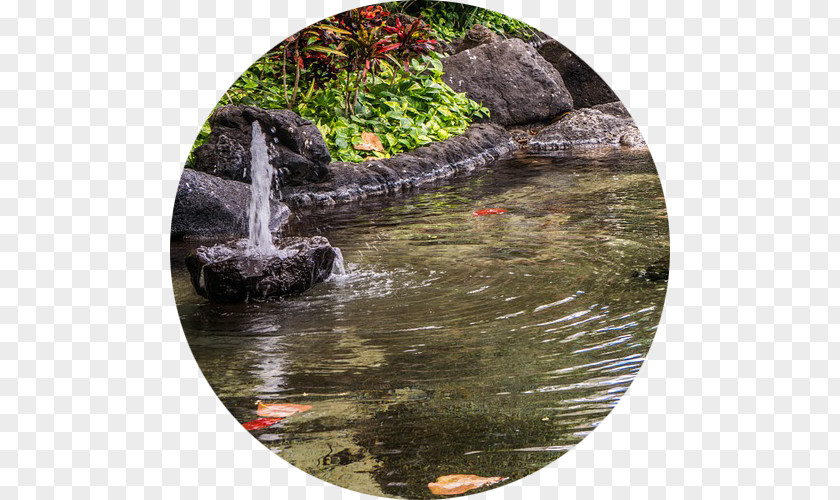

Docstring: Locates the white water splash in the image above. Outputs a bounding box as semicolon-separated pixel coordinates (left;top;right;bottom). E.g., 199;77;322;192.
331;247;347;277
248;121;277;255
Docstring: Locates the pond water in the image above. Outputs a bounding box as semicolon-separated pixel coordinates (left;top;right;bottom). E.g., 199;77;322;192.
171;148;668;498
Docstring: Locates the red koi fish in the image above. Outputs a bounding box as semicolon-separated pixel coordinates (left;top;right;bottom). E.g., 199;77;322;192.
472;208;507;216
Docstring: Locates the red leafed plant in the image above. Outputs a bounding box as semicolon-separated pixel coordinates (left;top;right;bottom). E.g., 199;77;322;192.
359;4;390;20
330;6;404;113
383;16;437;70
222;4;443;118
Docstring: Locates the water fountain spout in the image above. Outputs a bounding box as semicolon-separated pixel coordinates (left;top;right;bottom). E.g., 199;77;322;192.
248;121;277;255
185;120;342;302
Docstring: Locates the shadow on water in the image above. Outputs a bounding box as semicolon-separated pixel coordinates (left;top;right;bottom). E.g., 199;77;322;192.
171;148;668;498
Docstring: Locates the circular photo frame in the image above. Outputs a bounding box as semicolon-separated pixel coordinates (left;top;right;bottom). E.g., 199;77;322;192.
170;2;668;498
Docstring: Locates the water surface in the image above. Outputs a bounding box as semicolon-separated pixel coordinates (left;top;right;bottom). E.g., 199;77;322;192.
171;149;668;498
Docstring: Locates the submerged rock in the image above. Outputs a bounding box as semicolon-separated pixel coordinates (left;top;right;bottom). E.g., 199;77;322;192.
538;40;618;109
193;105;331;189
442;38;573;126
171;168;290;240
282;123;518;207
185;236;336;302
528;101;646;150
633;255;670;282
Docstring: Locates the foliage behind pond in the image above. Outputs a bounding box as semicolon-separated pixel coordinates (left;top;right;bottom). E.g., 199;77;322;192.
384;0;538;42
189;2;543;165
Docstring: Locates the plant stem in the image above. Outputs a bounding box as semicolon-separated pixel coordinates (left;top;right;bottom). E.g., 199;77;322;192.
282;52;289;109
350;69;366;115
291;42;301;109
388;65;399;91
343;70;352;114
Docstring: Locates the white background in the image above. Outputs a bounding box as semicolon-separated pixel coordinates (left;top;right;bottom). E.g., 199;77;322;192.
3;0;838;498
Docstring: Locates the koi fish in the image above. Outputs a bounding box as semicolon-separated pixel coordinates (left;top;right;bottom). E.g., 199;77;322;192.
472;208;507;216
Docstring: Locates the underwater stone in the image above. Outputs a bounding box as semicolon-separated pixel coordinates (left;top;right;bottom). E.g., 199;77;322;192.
633;255;670;282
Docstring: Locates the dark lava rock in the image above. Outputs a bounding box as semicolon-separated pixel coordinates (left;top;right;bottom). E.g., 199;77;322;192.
282;123;518;206
528;101;646;150
506;123;547;146
193;105;331;189
633;255;670;282
185;236;336;302
522;29;555;49
171;168;290;240
442;38;573;126
452;24;502;53
538;40;618;109
436;38;459;56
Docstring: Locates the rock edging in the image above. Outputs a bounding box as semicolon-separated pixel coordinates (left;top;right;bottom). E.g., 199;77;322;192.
281;123;518;207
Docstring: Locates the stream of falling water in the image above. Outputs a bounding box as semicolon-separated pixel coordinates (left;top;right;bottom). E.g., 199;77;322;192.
247;121;277;255
331;248;347;277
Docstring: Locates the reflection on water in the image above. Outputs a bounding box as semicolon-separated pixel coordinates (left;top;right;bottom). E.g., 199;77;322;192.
172;149;668;498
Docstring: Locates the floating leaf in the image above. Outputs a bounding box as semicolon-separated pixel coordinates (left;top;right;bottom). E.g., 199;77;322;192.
256;402;313;418
428;475;507;495
242;418;283;431
472;208;507;216
353;131;385;152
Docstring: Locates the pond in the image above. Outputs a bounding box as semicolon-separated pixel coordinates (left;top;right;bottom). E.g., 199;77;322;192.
171;148;668;498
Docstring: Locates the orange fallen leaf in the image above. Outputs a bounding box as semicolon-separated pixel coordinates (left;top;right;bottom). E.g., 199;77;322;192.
256;401;312;418
242;417;283;431
428;474;508;495
472;208;507;216
353;131;385;152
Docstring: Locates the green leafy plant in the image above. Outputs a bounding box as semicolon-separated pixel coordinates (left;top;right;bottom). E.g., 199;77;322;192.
186;3;494;167
297;53;488;162
185;120;211;168
385;1;537;42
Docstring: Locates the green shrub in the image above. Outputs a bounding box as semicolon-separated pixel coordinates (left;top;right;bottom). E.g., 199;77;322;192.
184;4;497;167
385;1;537;42
298;54;488;163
